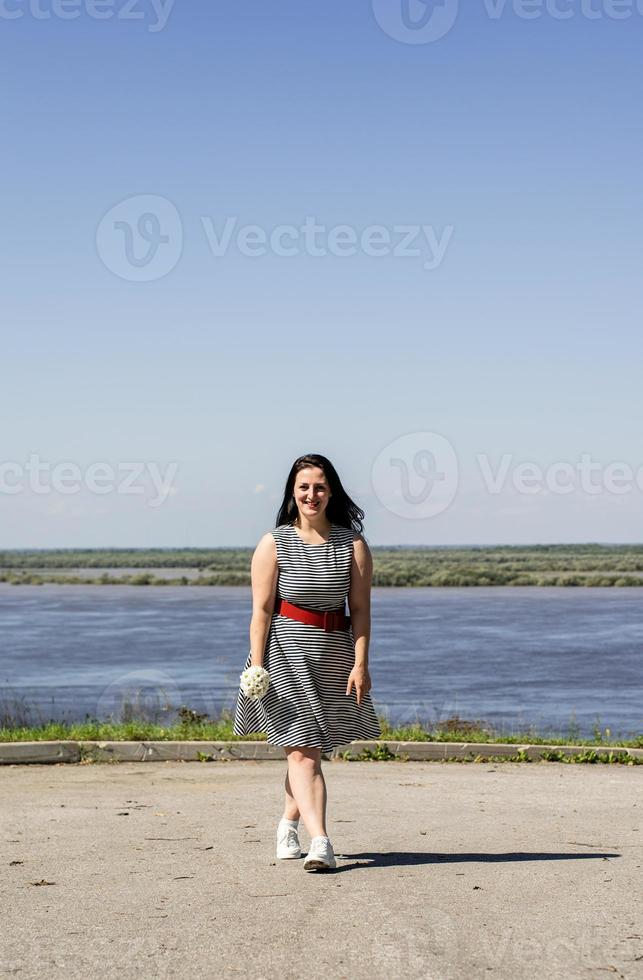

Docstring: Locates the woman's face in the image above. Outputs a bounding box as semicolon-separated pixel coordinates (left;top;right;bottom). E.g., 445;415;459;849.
293;466;332;521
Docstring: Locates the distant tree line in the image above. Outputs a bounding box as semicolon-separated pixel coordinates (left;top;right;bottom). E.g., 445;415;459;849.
1;544;643;586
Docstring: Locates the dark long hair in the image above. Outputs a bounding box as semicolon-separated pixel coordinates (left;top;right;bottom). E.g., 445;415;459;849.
275;453;365;534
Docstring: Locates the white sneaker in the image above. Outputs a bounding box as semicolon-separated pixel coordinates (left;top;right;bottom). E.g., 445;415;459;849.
303;835;337;871
276;819;301;859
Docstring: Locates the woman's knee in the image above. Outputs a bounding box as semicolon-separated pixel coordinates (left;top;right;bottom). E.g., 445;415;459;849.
285;746;321;770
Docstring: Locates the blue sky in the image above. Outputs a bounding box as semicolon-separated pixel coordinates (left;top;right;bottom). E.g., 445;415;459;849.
2;0;642;547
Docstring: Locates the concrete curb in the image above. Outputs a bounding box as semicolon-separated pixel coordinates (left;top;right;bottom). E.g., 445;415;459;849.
0;739;641;764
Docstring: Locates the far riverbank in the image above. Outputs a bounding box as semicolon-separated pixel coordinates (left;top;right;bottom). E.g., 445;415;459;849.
2;543;643;586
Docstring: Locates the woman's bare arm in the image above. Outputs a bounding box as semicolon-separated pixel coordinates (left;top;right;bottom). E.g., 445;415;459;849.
347;533;373;669
249;532;279;667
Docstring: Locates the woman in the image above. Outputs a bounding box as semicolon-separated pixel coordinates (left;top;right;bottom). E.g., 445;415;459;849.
233;452;381;872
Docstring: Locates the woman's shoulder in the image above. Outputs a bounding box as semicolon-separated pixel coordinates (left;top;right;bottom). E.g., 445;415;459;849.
262;523;292;543
256;525;288;547
347;527;370;553
334;524;368;547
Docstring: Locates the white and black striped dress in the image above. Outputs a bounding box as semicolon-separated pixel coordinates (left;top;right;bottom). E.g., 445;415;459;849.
232;521;381;752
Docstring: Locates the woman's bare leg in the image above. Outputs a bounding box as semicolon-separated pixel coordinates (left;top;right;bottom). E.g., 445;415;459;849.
283;746;328;838
282;767;300;821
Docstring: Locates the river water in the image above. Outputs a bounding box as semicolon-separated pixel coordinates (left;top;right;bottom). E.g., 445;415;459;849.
1;584;641;739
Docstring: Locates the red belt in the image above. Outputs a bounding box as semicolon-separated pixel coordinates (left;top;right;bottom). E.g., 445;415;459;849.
274;596;351;632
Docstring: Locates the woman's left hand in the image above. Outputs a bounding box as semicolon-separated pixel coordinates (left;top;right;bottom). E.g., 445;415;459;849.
346;664;372;705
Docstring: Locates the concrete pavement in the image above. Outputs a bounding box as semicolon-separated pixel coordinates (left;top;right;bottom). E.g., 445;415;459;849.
1;758;641;979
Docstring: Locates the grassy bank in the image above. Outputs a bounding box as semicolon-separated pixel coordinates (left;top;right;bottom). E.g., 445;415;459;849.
1;708;641;748
2;543;643;586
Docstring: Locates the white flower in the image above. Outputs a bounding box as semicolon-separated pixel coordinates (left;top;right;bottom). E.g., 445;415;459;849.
240;664;270;700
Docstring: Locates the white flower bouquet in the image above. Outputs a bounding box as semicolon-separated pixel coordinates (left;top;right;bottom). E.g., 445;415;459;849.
239;663;270;700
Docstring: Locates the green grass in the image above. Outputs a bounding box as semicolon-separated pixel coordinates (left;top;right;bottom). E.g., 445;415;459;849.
339;746;641;764
0;706;640;748
2;543;643;586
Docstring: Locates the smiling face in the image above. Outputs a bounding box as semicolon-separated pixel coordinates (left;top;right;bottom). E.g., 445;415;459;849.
292;466;332;524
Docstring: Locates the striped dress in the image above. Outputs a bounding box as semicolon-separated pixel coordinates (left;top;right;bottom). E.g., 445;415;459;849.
232;521;381;752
